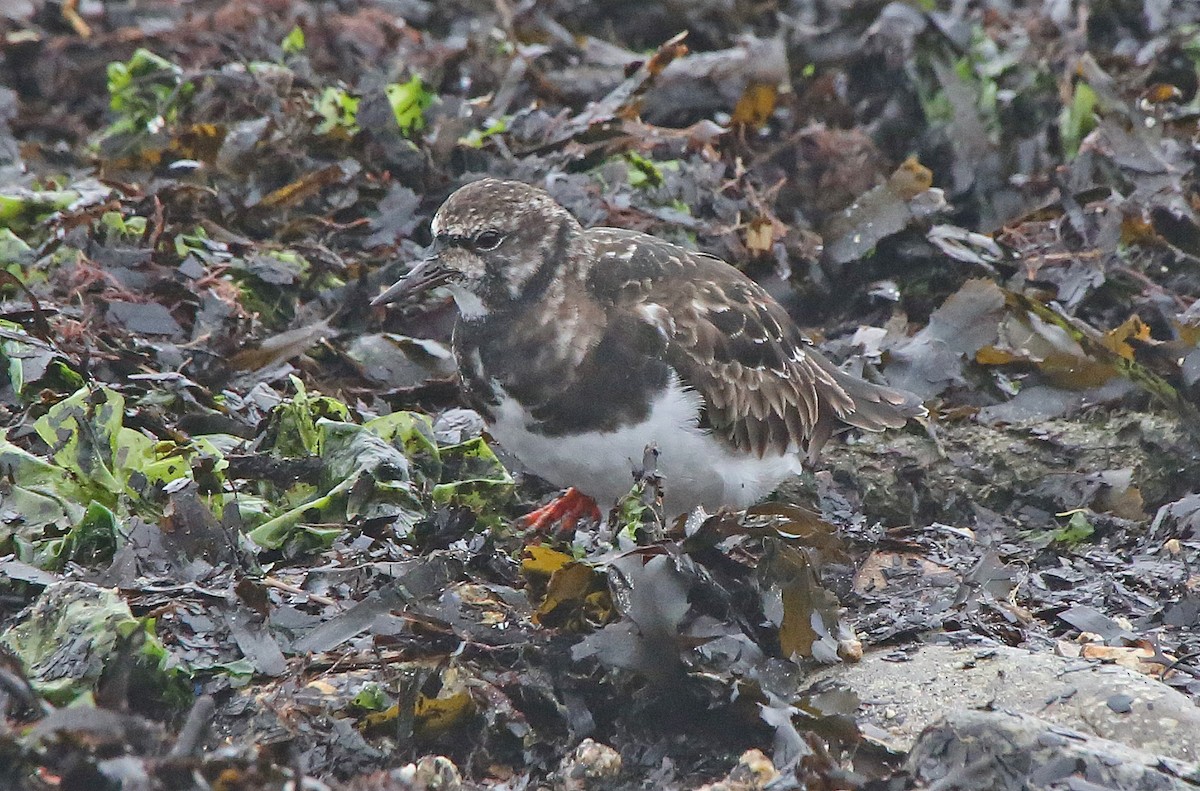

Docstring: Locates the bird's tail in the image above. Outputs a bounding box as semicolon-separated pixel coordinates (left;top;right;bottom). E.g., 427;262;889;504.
806;355;927;463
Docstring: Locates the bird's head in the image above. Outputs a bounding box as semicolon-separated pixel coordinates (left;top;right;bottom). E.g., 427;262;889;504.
371;179;584;318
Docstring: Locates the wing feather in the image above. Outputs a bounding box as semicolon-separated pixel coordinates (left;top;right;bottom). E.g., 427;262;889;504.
589;228;923;458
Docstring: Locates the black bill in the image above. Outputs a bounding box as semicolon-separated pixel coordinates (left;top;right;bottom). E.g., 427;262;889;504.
370;256;455;307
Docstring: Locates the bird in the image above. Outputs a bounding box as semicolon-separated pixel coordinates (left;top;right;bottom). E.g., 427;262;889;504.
372;178;925;527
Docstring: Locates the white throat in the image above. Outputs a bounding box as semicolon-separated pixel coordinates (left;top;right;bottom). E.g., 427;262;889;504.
445;284;488;319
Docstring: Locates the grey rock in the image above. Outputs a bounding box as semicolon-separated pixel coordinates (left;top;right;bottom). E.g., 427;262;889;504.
908;708;1200;791
806;643;1200;763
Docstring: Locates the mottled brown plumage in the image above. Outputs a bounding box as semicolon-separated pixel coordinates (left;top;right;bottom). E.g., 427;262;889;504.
373;179;925;514
585;226;921;462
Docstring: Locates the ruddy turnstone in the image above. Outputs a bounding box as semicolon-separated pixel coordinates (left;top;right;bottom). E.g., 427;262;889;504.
373;179;924;524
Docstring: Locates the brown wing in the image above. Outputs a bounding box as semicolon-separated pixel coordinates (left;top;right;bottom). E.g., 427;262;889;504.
588;228;924;459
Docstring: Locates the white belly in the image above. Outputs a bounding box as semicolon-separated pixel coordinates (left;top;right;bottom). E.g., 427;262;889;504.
486;375;802;515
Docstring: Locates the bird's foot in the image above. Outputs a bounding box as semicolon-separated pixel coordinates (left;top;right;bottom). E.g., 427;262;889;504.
519;487;602;534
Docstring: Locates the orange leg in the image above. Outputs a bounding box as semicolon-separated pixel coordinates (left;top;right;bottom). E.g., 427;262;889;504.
519;487;602;534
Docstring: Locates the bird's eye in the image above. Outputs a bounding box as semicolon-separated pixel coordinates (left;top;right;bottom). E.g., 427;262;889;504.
474;230;504;251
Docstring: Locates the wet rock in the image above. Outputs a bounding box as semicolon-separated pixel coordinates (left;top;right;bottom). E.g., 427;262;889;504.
908;708;1200;791
806;643;1200;762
